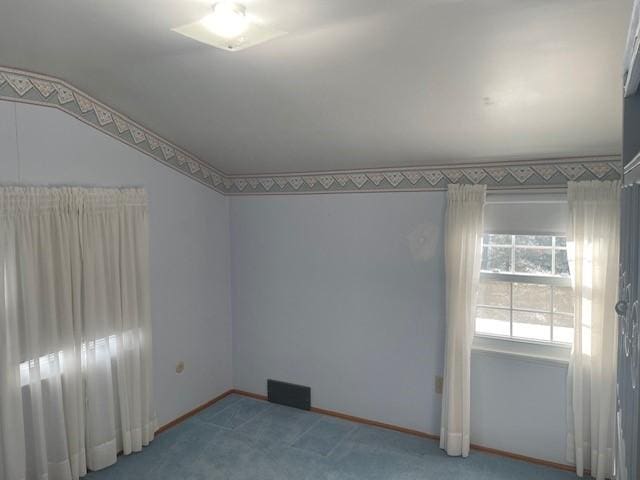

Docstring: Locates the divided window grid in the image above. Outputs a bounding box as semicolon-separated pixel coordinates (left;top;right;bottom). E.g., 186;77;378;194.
476;234;574;344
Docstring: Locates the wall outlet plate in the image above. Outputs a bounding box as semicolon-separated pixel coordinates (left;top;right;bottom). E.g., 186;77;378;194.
176;361;185;374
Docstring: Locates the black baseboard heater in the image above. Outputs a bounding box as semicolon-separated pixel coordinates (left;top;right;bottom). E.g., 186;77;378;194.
267;379;311;410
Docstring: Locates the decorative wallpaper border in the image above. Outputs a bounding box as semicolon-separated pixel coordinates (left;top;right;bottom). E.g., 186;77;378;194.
223;158;621;194
0;66;622;195
0;67;227;193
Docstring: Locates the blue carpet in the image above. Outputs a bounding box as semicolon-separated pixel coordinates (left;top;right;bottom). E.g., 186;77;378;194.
86;394;576;479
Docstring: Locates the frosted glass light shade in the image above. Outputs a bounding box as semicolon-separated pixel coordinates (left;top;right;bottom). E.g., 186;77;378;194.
172;2;286;52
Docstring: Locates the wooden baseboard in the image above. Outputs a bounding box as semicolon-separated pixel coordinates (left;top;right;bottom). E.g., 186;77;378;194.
311;404;440;441
156;388;576;475
156;388;234;434
469;443;575;473
231;389;438;440
230;389;267;402
231;389;575;474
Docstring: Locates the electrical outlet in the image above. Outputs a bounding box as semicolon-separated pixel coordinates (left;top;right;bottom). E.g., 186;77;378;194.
175;361;185;374
435;375;443;394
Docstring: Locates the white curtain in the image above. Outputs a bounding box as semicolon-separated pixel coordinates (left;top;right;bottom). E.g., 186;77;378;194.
566;180;620;480
0;187;156;480
440;183;486;457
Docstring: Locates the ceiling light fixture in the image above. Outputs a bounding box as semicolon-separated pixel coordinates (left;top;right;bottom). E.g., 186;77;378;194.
202;2;249;40
172;2;286;52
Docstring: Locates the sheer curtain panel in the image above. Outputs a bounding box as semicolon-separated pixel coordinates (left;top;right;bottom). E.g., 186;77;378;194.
0;187;156;480
440;183;486;457
566;180;620;480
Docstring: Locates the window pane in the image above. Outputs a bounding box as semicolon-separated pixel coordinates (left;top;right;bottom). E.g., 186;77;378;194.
513;283;551;311
513;311;551;341
483;234;512;246
555;249;570;276
514;248;552;275
476;231;574;346
553;314;574;343
481;246;512;272
476;307;510;336
478;281;510;307
553;286;574;314
515;235;552;247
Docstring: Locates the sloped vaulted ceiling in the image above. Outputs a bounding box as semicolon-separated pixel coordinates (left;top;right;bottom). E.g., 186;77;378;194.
0;0;632;194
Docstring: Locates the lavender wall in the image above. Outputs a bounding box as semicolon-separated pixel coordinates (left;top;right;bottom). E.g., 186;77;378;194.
0;98;571;464
229;193;569;464
0;101;233;425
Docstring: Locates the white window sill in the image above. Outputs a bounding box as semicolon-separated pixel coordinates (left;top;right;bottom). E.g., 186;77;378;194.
472;335;570;367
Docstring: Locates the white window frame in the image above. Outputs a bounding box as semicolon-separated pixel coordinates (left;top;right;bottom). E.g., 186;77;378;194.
481;233;569;277
477;272;572;343
473;232;573;363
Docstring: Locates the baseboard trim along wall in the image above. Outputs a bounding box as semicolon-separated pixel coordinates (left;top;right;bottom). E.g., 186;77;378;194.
156;388;577;474
156;389;235;434
231;389;439;440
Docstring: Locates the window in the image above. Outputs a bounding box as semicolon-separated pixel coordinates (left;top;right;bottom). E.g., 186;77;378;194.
18;334;123;387
475;234;574;344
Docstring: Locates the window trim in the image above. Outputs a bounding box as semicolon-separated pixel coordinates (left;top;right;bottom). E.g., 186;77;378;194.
475;233;574;347
480;272;571;287
472;335;570;366
481;233;569;277
476;274;574;345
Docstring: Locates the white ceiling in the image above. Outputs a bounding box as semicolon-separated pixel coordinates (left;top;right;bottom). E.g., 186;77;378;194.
0;0;632;175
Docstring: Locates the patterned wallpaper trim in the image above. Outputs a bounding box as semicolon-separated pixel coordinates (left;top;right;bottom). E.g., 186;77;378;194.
0;67;621;195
